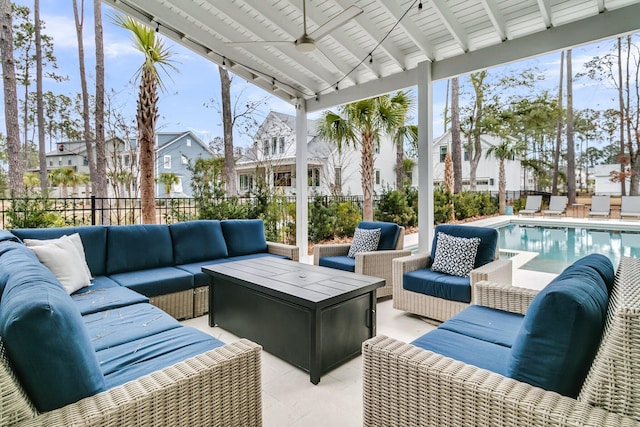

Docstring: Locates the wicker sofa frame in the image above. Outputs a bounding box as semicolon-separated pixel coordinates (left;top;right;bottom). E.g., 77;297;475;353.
313;226;409;298
363;256;640;427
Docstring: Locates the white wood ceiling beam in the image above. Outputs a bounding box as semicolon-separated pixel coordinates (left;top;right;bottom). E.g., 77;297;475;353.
537;0;553;28
430;0;470;52
378;0;435;59
480;0;508;41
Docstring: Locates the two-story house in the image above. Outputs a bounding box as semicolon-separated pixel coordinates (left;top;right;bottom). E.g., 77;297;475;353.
235;111;399;196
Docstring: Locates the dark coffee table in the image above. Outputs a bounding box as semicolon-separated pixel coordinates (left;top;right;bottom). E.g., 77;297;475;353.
203;257;384;384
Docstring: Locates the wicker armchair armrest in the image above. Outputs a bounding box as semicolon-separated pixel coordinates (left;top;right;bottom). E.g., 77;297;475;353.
267;241;300;261
313;243;351;265
363;335;639;427
474;280;540;315
20;340;262;427
355;250;412;279
393;253;431;274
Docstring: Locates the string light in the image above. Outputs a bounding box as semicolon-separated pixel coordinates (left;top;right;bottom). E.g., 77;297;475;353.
156;22;160;32
335;83;339;91
369;53;373;64
418;2;423;11
222;57;227;70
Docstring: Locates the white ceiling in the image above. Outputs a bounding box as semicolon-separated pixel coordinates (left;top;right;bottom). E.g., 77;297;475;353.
105;0;640;112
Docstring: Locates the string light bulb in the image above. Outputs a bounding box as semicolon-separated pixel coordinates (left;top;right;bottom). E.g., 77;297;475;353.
222;57;227;70
369;53;373;64
418;2;423;12
156;22;160;32
335;83;339;91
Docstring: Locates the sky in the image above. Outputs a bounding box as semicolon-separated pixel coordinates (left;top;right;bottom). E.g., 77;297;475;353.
1;1;631;151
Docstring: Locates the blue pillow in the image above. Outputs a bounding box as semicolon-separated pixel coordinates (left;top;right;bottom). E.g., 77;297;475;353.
357;221;400;250
431;225;497;268
170;220;228;264
221;219;268;257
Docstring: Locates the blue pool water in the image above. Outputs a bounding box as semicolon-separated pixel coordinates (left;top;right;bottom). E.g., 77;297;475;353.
498;224;640;273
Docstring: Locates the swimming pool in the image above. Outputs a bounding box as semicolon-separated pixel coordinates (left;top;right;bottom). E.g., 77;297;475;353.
498;224;640;273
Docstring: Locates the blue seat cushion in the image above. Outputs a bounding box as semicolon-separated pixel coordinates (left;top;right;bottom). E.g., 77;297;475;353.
0;251;105;412
177;253;288;288
109;267;194;297
439;305;524;348
403;268;471;303
72;276;149;315
318;256;356;272
99;326;224;389
570;254;615;293
12;225;108;276
83;303;181;351
221;219;268;257
507;266;609;397
106;224;174;274
357;221;400;250
169;220;228;265
412;328;509;376
431;225;497;269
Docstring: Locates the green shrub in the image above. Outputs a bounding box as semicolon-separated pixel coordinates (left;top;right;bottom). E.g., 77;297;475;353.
375;186;416;226
7;190;65;229
334;201;361;237
308;195;335;242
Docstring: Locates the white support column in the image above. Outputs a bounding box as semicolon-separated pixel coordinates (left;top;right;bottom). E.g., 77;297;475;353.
417;61;434;253
295;99;309;260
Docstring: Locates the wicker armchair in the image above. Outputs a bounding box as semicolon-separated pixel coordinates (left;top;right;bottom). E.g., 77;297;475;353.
392;224;512;322
1;339;263;427
363;256;640;427
313;222;410;298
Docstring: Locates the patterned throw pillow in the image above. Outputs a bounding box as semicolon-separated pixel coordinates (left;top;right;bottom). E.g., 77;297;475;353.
347;228;381;258
430;232;481;277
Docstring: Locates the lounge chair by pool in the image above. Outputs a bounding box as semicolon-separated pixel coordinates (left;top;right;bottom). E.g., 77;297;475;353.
589;195;611;219
519;195;542;216
620;196;640;219
543;196;567;216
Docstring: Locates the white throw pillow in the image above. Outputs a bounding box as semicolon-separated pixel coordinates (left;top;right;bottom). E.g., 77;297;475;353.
348;228;381;258
24;233;92;294
430;232;481;277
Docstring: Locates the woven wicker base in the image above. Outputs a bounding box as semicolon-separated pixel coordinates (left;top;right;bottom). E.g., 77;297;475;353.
149;290;194;320
194;286;209;317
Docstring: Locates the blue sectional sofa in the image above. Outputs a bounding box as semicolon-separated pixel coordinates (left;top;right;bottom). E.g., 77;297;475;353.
11;219;299;320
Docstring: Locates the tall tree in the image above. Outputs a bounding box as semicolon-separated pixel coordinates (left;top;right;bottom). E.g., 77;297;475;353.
486;138;526;214
618;37;627;195
0;0;23;194
118;15;177;224
552;51;564;195
390;90;416;189
219;66;236;196
34;0;46;189
317;94;402;221
566;49;576;204
451;77;462;193
94;0;107;198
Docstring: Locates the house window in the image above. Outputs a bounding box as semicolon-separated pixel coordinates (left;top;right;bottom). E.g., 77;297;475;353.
68;159;72;165
274;171;292;187
271;137;277;155
58;159;62;165
279;137;285;154
239;174;254;192
308;168;320;187
49;161;53;166
375;170;381;185
439;146;447;163
464;150;469;161
164;155;171;169
124;155;130;167
186;138;191;147
334;167;342;187
263;139;269;155
83;157;88;166
181;155;188;165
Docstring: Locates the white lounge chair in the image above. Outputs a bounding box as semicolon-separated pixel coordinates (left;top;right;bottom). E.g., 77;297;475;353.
543;196;567;216
589;195;611;218
519;195;542;216
620;195;640;219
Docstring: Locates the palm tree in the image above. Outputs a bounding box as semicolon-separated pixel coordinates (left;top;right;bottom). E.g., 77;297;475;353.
117;15;177;224
157;172;179;197
23;172;40;190
317;95;403;221
49;167;76;198
389;91;417;189
486;139;526;214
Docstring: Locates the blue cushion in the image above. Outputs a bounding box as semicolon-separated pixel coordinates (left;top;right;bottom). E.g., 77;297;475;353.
83;303;181;351
403;268;471;303
0;230;20;243
318;256;356;272
439;305;524;348
99;326;224;389
570;254;615;293
221;219;268;257
0;241;38;297
357;221;400;250
72;276;149;315
0;259;105;412
106;224;174;274
507;268;609;397
412;328;509;376
12;226;109;276
431;225;497;269
109;267;194;297
169;220;228;265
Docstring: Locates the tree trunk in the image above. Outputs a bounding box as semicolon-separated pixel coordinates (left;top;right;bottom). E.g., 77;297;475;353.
617;37;626;196
451;77;462;193
138;69;158;224
94;0;109;224
552;51;564;194
566;49;576;204
219;66;237;196
72;0;97;195
498;159;506;214
0;0;23;194
624;36;639;195
361;132;375;221
34;0;47;190
394;131;404;190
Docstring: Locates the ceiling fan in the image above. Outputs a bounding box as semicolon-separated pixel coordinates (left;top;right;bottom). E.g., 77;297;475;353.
226;0;363;52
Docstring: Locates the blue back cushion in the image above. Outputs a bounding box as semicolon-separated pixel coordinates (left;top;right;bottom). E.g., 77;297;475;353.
570;253;615;293
431;225;497;268
12;226;108;276
507;265;608;397
221;219;268;257
358;221;400;250
0;248;105;411
170;220;228;265
106;224;174;274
